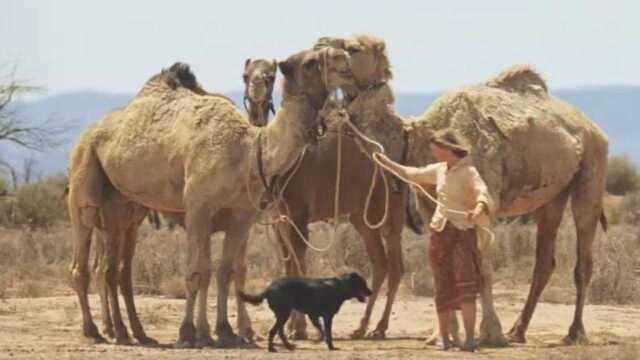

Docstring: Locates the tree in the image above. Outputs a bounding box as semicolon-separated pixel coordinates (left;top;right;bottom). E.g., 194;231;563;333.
0;62;65;150
0;62;66;190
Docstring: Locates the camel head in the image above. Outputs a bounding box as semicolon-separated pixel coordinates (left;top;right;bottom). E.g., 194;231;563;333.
315;34;393;98
243;58;277;126
278;47;355;142
279;47;355;105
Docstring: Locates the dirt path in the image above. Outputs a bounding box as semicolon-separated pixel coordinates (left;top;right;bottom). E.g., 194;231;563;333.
0;293;638;359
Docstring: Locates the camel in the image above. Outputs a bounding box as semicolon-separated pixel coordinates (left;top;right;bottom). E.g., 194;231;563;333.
88;58;279;345
250;34;414;340
402;65;608;345
67;48;356;348
243;59;277;126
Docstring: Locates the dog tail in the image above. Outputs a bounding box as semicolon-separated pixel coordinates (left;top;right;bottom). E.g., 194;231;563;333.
237;290;267;305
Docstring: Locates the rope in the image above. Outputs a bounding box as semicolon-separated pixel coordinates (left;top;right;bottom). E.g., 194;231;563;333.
333;111;496;244
339;114;390;229
370;152;496;244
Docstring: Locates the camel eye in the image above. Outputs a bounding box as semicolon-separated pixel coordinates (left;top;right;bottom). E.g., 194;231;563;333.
242;73;249;82
265;74;275;82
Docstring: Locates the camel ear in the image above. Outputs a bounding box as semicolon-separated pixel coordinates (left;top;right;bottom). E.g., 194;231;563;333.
278;60;294;77
244;58;251;69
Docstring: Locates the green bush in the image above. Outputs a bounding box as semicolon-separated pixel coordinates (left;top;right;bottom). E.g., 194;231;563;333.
607;155;639;195
0;174;67;229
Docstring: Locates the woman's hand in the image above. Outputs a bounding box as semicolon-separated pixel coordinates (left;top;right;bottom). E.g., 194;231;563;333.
467;202;487;221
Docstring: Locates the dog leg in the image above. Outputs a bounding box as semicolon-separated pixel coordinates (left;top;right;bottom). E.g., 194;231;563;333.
323;315;337;350
309;316;325;342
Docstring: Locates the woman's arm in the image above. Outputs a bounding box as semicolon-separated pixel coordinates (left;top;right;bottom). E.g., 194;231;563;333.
375;153;439;185
468;167;494;219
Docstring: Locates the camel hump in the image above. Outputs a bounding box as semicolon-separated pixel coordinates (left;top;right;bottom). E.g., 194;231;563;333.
163;62;201;92
486;65;548;93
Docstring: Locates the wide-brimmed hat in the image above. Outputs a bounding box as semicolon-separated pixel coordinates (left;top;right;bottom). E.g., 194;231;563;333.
429;129;471;157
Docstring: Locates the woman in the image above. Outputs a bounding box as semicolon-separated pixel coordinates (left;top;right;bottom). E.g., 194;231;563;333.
377;129;493;352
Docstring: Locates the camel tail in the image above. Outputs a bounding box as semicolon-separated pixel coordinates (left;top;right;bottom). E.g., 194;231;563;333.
237;290;267;306
600;211;608;233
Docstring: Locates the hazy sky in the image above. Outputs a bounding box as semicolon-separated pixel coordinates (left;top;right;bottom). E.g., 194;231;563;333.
2;1;638;96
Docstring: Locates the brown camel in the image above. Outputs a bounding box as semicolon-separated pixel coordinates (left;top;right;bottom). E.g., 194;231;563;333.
243;59;278;126
258;34;413;340
67;48;356;348
88;58;278;345
404;65;608;345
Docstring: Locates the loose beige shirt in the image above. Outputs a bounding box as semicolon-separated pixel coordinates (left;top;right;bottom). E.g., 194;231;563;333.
404;156;494;232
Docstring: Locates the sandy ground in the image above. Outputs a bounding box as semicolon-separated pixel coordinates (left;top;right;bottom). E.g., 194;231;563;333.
1;290;639;360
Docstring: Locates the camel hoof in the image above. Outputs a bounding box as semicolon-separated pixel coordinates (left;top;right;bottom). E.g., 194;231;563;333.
366;329;386;339
136;336;160;347
288;330;308;340
175;339;195;349
477;333;510;348
195;336;217;348
102;327;115;339
268;347;277;353
238;328;255;341
460;341;477;352
285;343;296;351
563;333;589;345
81;334;107;345
216;335;254;349
350;328;366;339
176;321;196;348
506;331;526;344
115;336;133;346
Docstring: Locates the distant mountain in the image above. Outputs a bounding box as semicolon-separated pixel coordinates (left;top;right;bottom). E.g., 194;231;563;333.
0;86;637;177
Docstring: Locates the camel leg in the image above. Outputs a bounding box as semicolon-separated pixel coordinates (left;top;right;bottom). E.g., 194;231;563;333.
477;242;508;347
101;225;132;345
176;205;215;349
69;205;105;344
565;174;605;344
348;214;388;339
371;222;405;338
119;223;159;346
234;238;254;340
508;190;570;343
93;232;115;339
215;213;252;348
194;234;215;348
279;211;309;340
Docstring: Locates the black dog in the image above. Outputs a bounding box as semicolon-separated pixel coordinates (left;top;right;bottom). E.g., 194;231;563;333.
238;272;372;352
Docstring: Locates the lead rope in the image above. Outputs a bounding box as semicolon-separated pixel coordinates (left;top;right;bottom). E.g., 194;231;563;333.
334;112;495;243
336;112;390;229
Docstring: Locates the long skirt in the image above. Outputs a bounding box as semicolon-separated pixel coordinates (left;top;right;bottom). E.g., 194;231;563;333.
428;223;482;313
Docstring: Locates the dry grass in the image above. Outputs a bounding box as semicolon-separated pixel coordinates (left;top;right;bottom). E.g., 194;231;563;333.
0;173;637;307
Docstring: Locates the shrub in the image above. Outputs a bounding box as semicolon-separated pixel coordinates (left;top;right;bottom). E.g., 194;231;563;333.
589;224;640;304
0;174;67;229
611;191;640;226
606;155;639;195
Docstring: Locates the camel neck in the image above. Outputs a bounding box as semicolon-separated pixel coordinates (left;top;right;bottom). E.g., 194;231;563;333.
259;94;317;177
248;101;270;126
